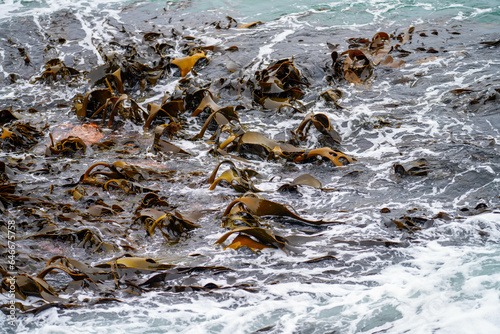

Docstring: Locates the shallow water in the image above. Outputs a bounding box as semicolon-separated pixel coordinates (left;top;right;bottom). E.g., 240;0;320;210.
1;0;500;333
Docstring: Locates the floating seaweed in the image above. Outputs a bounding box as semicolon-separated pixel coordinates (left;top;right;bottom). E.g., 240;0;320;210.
320;89;345;109
292;112;342;145
0;107;18;124
0;13;482;317
331;31;407;85
390;215;433;232
238;21;263;29
135;208;201;241
222;194;344;226
232;131;304;161
215;227;287;252
0;122;43;151
277;173;324;193
333;49;374;86
153;124;191;155
293;147;354;166
394;159;429;177
208;160;263;193
76;90;147;128
144;100;184;130
34;58;80;83
252;58;308;111
171;53;208;77
46;134;86;156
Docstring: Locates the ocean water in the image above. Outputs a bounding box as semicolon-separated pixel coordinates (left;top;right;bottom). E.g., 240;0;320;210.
1;0;500;333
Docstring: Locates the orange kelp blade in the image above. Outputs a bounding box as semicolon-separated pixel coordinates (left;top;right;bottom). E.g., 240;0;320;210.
215;226;286;250
294;147;354;166
171;53;207;77
225;235;275;252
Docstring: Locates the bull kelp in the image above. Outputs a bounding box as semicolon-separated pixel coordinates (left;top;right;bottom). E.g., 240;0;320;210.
1;0;500;333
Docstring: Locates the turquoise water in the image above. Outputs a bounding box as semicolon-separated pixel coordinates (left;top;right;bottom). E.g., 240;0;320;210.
175;0;500;24
2;0;499;24
1;0;500;333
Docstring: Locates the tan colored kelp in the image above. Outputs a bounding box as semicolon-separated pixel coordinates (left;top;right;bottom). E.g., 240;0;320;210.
208;160;263;193
232;131;304;160
82;160;175;188
218;131;353;166
222;194;344;226
294;147;354;166
277;173;325;193
390;215;432;232
216;193;343;253
238;21;262;29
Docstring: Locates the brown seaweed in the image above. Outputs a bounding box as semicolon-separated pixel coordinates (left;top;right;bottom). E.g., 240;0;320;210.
292;113;342;144
144;100;184;129
277;173;323;193
1;122;43;151
135;208;200;241
34;58;80;83
215;227;287;252
153;124;191;155
394;159;429;177
46;134;86;156
222;194;344;226
0;107;18;124
252;58;308;111
208;160;263;193
294;147;354;166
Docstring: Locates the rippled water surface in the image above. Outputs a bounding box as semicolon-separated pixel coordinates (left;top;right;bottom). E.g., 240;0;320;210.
1;0;500;333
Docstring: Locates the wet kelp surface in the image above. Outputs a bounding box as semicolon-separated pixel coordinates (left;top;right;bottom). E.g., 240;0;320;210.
1;1;500;330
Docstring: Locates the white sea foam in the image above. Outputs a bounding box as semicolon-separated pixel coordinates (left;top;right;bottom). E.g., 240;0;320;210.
14;230;500;333
256;29;295;62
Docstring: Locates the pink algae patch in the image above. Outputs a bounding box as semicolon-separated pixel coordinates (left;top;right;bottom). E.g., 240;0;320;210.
66;123;104;145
